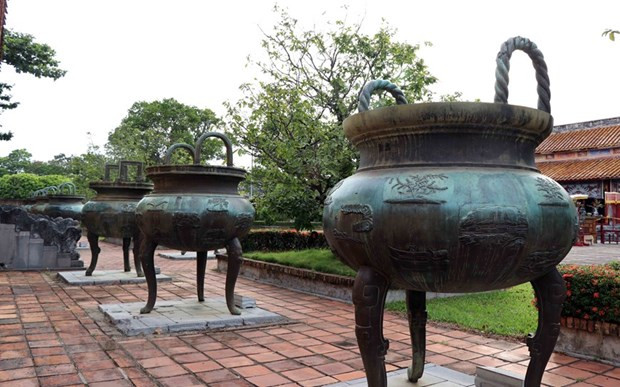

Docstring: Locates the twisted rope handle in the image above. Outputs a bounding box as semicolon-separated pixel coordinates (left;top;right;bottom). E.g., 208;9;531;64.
494;36;551;113
163;143;196;164
194;132;233;166
358;80;408;112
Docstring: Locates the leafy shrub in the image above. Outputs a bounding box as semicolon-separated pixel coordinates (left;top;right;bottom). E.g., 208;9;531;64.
241;230;328;252
0;173;71;199
557;263;620;324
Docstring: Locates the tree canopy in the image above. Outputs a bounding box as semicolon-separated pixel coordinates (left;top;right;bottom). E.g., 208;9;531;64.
0;29;67;140
106;98;224;166
227;6;442;229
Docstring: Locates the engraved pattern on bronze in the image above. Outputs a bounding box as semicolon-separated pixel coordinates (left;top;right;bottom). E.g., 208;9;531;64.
206;198;229;212
386;174;448;204
200;228;227;245
121;203;136;212
517;248;565;275
536;177;567;206
146;201;168;210
333;228;362;243
324;180;344;205
389;245;450;272
173;213;201;229
459;206;528;247
234;213;253;231
340;204;373;232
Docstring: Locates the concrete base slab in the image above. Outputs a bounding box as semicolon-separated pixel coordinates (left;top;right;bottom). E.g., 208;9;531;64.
99;297;286;336
158;250;220;260
57;269;170;286
474;366;523;387
327;364;475;386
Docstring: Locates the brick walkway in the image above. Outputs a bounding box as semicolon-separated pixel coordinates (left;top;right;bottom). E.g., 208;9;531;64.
0;242;618;387
563;243;620;266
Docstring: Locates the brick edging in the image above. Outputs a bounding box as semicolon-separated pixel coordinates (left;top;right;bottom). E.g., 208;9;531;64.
561;316;620;337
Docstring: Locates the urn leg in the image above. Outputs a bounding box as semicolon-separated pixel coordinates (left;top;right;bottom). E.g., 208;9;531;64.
85;232;100;276
122;237;131;272
139;235;159;314
353;266;390;387
225;238;243;315
406;290;427;382
525;268;566;387
196;251;208;302
132;232;144;277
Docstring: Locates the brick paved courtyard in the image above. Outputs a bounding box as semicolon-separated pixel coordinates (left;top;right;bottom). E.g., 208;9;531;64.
0;241;618;386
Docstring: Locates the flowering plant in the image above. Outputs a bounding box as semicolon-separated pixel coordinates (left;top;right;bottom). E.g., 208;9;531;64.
557;262;620;324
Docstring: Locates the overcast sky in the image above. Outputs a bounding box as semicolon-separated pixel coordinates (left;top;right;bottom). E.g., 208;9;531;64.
1;0;619;162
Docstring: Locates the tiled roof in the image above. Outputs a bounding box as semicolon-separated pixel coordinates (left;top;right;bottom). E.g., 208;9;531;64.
536;125;620;154
537;157;620;181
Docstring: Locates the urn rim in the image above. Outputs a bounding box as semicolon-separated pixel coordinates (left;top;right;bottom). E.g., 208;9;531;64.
343;101;553;146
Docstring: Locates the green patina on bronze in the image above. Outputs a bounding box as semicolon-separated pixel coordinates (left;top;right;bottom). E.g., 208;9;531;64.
323;37;576;387
29;183;84;221
81;161;153;276
136;132;255;315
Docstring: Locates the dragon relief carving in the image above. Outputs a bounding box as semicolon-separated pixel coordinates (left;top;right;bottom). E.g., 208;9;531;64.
385;174;448;204
536;177;567;206
324;180;344;206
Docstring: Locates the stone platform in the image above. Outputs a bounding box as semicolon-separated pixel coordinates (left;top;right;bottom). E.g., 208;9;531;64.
57;269;170;285
158;250;219;260
99;296;287;336
328;364;475;386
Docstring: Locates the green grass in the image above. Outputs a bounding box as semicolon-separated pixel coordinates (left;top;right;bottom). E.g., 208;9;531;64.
244;249;357;277
386;283;538;337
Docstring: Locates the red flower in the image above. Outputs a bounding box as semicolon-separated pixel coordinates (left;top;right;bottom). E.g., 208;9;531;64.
599;310;605;316
592;307;598;313
566;290;572;297
593;292;600;298
563;273;574;279
583;314;590;320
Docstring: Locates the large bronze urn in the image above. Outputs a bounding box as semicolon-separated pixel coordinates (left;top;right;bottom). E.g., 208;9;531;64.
43;182;84;220
323;37;576;387
81;161;153;276
29;187;54;215
136;132;255;314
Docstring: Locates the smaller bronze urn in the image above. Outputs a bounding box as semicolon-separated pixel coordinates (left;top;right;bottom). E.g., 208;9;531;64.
81;161;154;276
43;182;84;221
29;187;54;215
136;132;255;314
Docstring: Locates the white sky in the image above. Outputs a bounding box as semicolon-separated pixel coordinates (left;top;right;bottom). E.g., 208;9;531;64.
0;0;619;163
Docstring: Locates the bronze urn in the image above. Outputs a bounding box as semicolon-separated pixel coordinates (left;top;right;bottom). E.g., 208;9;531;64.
136;132;255;315
29;187;54;215
81;161;153;276
43;182;84;221
322;37;576;387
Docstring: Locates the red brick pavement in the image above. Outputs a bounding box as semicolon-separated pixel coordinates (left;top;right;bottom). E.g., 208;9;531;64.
0;241;617;386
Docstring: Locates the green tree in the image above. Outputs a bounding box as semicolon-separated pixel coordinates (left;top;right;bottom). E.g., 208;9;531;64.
0;148;32;175
106;98;224;166
66;144;108;199
1;30;67;140
227;7;441;229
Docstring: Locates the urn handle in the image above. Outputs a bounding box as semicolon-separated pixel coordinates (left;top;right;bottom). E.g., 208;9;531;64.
57;182;76;195
104;163;119;181
194;132;234;167
163;143;196;164
119;160;145;182
494;36;551;113
358;79;408;112
42;186;58;196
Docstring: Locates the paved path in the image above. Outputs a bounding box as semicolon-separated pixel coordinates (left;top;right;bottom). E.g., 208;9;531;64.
0;241;618;386
563;243;620;266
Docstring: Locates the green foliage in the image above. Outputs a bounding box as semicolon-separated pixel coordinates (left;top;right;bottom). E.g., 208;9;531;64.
106;98;222;166
227;6;442;229
558;263;620;323
241;230;328;252
0;173;70;199
0;148;33;176
244;249;356;277
0;29;67;140
66;144;108;199
602;29;619;41
387;284;538;337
